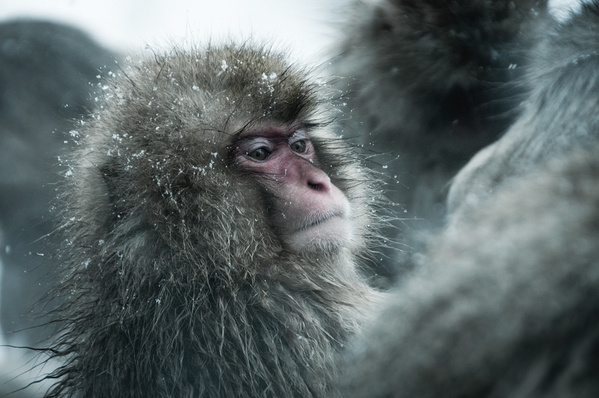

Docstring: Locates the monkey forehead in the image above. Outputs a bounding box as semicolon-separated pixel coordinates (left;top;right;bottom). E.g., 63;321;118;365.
139;47;321;117
236;123;305;139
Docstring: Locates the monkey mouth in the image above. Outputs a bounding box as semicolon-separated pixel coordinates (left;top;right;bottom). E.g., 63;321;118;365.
295;211;347;233
286;210;353;253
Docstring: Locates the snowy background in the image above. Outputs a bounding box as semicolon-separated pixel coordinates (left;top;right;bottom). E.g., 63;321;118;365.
0;0;348;64
0;0;582;63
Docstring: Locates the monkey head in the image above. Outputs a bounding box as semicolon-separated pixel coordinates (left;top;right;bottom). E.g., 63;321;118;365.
67;44;373;279
48;44;380;398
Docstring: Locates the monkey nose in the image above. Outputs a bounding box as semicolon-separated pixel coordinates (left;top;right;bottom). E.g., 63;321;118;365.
304;168;332;193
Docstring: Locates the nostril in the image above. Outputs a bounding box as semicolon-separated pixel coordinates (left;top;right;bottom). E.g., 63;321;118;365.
302;165;332;192
308;182;322;191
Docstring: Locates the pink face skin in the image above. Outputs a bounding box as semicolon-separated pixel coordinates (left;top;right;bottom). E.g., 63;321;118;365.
233;124;353;253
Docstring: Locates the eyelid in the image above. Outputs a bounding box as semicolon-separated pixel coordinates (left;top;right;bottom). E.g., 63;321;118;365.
289;130;311;143
236;137;273;155
289;129;309;142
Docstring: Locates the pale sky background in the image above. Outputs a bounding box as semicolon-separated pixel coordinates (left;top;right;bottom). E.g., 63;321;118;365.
0;0;583;64
0;0;346;64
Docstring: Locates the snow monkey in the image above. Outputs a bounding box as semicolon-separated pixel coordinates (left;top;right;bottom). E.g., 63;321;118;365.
44;44;381;397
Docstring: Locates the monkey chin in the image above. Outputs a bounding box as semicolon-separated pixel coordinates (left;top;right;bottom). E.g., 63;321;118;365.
286;215;354;254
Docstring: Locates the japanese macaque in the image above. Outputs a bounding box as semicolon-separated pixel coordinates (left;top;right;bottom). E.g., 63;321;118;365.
43;44;381;397
339;145;599;398
338;2;599;397
331;0;550;273
448;0;599;216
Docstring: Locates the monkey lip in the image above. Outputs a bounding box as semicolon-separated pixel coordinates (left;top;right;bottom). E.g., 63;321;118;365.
287;211;353;252
294;211;347;233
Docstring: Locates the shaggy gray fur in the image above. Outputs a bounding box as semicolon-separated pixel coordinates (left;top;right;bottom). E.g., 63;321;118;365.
338;2;599;397
449;0;599;214
44;44;380;397
331;0;550;274
340;146;599;398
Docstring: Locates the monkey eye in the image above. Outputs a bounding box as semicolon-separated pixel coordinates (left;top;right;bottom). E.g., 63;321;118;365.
247;147;270;161
290;139;307;154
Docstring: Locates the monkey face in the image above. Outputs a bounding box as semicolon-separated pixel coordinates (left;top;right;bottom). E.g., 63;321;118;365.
232;123;353;253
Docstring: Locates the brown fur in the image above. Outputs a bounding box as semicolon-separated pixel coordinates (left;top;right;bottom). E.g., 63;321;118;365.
44;44;380;397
